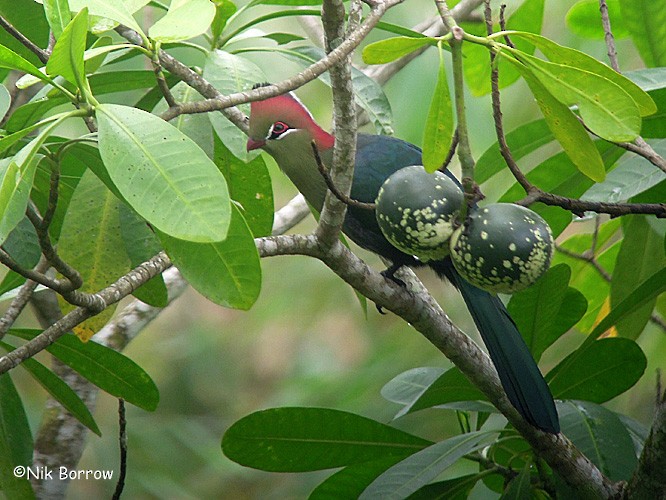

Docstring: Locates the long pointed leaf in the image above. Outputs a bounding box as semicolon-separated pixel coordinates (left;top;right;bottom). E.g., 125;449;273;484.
359;431;494;500
8;329;159;411
0;373;34;499
0;341;100;435
222;407;431;472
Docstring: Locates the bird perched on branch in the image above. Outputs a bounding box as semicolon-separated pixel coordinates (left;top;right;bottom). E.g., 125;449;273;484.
246;86;560;434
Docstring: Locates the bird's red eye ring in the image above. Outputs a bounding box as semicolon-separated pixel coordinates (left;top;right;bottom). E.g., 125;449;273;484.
268;121;290;139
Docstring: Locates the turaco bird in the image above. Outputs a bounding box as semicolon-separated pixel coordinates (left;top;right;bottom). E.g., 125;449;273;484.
246;86;560;434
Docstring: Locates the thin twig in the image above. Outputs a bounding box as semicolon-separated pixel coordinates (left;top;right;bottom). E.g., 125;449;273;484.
152;0;404;122
311;141;375;211
112;399;127;500
599;0;620;72
485;5;665;218
25;204;83;290
498;4;515;48
438;128;460;172
555;244;612;282
0;246;73;294
0;15;49;64
436;0;476;212
40;159;60;232
0;258;50;340
151;47;177;108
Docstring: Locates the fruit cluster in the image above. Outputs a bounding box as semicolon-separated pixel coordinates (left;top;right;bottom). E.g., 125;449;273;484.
375;165;554;294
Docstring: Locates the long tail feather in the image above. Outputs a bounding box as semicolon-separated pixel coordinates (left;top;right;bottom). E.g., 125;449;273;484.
435;261;560;433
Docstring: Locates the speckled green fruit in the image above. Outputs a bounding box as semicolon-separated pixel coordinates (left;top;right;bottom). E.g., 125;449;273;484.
449;203;554;294
375;165;464;262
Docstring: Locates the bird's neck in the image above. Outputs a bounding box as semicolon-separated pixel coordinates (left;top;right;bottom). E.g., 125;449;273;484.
268;131;334;212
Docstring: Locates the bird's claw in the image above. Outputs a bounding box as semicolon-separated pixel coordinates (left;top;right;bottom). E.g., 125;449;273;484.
376;265;407;314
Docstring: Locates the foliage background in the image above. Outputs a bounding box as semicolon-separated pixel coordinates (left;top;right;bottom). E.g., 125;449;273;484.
3;0;664;498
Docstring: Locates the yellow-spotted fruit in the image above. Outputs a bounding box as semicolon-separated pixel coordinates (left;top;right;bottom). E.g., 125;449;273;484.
450;203;554;293
375;165;464;262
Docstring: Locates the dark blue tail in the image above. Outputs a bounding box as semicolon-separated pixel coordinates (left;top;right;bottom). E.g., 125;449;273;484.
432;260;560;433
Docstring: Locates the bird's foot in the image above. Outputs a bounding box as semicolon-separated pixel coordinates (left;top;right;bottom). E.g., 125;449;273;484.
376;264;407;314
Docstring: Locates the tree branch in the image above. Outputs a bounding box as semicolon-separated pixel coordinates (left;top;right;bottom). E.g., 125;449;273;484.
316;0;359;247
149;0;404;122
0;252;171;375
626;372;666;498
254;232;621;498
598;0;620;72
0;14;49;64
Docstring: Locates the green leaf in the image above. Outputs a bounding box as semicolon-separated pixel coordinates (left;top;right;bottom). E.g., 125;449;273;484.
500;463;532;499
505;31;655;116
557;400;637;481
68;0;146;39
204;50;265;161
118;203;168;308
46;7;88;89
31;140;88;241
44;0;72;39
148;0;216;43
399;368;489;417
0;44;53;84
625;68;666;92
611;216;666;338
362;36;436;65
222;407;431;472
551;218;620;331
0;112;72;245
2;217;40;270
57;170;132;340
158;204;261;310
502;58;606;182
619;0;666;67
462;0;544;96
642;89;666;138
214;135;273;237
310;457;408;500
583;139;666;202
476;119;553;184
211;0;236;44
407;474;481;499
381;367;445;405
251;0;322;5
0;84;9;119
566;0;629;40
547;338;646;403
0;373;34;499
498;142;625;235
508;264;587;361
507;47;641;142
422;43;454;173
264;32;305;45
84;35;112;74
591;265;666;341
0;112;69;155
9;329;159;411
154;81;214;156
96;103;231;242
359;431;494;500
0;342;100;435
278;46;394;135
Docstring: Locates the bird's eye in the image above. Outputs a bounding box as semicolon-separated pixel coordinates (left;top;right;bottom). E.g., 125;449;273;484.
268;121;290;140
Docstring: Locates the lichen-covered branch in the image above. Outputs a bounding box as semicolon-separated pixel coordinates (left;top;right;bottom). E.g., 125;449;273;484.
316;0;358;247
254;232;621;498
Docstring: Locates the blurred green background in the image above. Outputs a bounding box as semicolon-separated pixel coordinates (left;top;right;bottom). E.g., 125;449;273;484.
5;0;665;498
